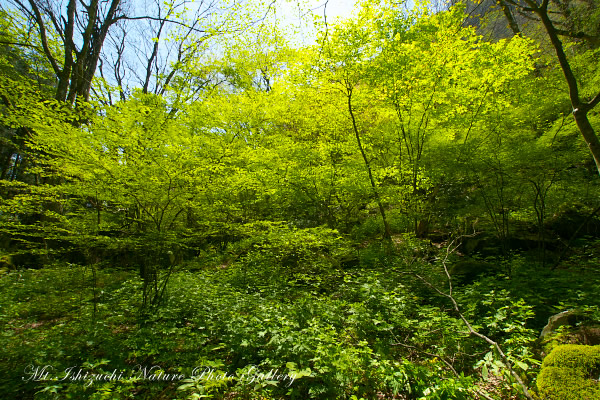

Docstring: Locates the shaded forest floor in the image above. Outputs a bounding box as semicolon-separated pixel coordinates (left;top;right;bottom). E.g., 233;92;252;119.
2;236;600;399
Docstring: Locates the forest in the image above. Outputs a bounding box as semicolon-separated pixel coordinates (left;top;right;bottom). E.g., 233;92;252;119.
1;0;600;399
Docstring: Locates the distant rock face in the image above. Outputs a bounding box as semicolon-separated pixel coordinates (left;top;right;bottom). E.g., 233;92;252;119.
461;0;523;41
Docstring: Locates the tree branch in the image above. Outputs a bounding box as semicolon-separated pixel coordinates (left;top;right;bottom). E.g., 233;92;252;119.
24;0;61;76
585;91;600;111
554;28;600;43
0;40;42;50
393;342;460;377
413;238;534;400
113;15;208;34
497;0;521;35
142;2;168;94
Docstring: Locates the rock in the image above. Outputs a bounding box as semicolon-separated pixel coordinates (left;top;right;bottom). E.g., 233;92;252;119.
461;236;481;255
547;204;600;239
540;310;587;340
0;254;14;276
449;259;501;285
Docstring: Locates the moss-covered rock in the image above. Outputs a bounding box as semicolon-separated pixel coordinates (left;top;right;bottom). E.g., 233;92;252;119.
537;345;600;400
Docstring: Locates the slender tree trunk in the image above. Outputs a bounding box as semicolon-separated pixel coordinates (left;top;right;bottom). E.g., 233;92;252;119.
346;81;392;240
498;0;521;35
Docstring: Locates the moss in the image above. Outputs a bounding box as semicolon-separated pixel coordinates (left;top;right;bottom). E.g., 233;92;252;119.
537;367;599;400
537;345;600;400
542;344;600;372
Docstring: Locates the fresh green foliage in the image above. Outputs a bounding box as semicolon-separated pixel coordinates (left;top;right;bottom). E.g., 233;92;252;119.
1;0;600;399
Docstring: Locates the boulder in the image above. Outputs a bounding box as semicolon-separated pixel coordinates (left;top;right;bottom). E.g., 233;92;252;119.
547;205;600;239
540;310;587;340
539;311;600;358
449;259;501;285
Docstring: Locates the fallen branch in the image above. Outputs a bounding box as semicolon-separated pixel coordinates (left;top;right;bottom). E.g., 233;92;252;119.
413;238;534;400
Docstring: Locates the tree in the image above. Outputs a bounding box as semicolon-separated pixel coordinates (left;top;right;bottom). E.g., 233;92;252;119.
315;1;536;237
0;7;61;179
480;0;600;176
96;0;256;104
5;0;266;106
7;0;123;104
317;10;394;239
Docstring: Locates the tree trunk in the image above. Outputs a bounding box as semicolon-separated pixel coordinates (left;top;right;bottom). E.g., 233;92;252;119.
346;82;392;240
525;0;600;176
573;110;600;175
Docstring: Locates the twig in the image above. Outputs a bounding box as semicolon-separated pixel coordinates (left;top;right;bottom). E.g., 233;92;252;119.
392;341;498;400
392;342;459;377
413;237;534;400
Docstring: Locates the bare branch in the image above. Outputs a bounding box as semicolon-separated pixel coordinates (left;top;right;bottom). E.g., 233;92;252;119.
412;237;534;400
142;2;169;94
394;341;460;375
114;15;208;34
0;40;42;50
43;7;65;42
23;0;61;76
497;0;521;35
